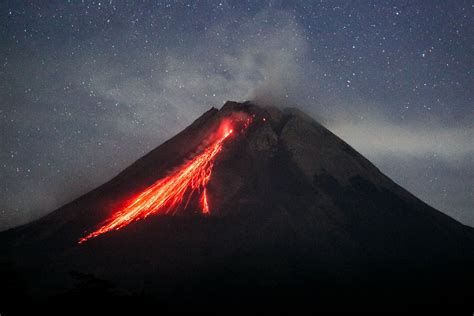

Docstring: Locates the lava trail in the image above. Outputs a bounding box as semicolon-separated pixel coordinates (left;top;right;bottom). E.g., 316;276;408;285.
79;116;251;243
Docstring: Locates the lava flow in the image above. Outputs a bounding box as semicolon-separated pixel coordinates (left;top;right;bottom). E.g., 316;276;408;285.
79;116;251;244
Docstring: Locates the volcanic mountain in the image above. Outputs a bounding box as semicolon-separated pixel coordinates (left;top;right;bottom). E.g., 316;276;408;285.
2;101;473;313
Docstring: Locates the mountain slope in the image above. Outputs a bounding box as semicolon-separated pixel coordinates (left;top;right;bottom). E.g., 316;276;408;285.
2;101;473;312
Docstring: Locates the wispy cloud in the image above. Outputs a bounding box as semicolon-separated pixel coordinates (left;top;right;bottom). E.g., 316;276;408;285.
331;119;474;165
83;9;311;130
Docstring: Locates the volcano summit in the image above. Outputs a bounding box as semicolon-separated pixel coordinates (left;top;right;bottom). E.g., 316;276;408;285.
2;101;473;313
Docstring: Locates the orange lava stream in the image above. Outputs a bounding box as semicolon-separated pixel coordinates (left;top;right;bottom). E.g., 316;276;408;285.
201;187;210;215
78;122;236;244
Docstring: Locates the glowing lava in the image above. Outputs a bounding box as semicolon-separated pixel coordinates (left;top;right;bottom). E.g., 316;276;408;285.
201;188;210;215
79;116;250;244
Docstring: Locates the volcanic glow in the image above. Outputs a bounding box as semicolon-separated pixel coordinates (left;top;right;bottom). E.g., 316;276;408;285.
79;116;251;243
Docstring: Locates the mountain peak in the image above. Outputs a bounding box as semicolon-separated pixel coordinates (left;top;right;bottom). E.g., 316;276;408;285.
2;100;473;311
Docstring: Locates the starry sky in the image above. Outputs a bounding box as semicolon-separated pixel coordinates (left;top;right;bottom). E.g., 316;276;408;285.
1;0;473;230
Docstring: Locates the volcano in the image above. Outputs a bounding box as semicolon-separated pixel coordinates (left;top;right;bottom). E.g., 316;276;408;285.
2;101;473;313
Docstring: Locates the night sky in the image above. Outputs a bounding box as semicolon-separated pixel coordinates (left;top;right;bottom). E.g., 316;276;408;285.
1;1;473;230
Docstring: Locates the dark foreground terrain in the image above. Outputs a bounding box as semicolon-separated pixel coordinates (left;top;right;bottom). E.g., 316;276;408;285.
2;101;473;314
